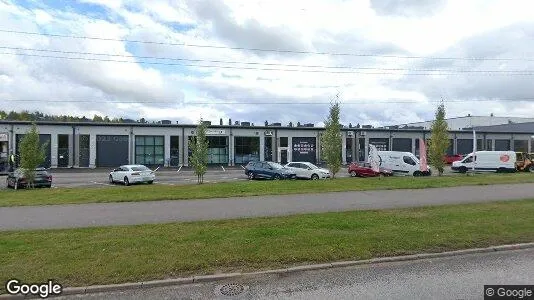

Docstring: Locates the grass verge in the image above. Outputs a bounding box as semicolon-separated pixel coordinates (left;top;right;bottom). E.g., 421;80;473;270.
2;173;534;207
1;199;533;292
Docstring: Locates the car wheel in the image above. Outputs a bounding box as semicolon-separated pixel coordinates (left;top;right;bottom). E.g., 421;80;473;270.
311;174;319;180
273;174;281;180
247;172;255;180
459;167;467;174
147;181;154;184
124;177;130;186
529;165;534;173
350;171;357;177
413;171;422;177
109;175;114;184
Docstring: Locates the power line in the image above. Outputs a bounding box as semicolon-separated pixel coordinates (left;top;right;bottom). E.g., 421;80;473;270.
2;46;534;73
1;28;533;62
2;98;534;104
2;52;534;75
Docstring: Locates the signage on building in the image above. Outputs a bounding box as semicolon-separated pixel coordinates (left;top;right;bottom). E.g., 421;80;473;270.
0;133;8;142
293;140;315;154
206;129;226;135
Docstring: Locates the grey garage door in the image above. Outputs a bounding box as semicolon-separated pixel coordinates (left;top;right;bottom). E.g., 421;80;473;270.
96;135;129;167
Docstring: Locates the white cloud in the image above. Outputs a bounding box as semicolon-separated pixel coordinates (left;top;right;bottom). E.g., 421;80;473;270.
0;0;534;126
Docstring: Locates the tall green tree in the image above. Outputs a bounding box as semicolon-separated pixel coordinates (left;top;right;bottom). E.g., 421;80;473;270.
428;102;450;176
321;95;343;178
19;123;47;188
189;120;209;184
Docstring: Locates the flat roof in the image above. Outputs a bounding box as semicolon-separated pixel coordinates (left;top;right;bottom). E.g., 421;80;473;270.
0;120;530;135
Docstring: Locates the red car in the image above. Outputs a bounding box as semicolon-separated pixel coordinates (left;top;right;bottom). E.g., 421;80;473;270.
443;154;464;164
348;162;393;177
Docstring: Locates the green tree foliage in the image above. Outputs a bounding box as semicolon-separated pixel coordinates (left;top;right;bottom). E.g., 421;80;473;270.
19;123;47;188
189;120;209;184
428;103;450;176
321;96;343;178
0;110;132;123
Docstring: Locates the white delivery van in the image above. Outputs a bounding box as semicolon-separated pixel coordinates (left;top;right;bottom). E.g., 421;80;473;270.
451;151;516;173
377;151;431;176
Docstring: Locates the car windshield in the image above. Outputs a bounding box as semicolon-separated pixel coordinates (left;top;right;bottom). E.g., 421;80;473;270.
268;162;284;169
306;163;319;169
131;166;150;171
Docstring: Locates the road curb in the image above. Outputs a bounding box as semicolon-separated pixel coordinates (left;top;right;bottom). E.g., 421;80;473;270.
1;242;533;298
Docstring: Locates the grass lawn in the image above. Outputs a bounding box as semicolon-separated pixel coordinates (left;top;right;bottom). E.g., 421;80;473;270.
2;173;534;207
1;199;533;291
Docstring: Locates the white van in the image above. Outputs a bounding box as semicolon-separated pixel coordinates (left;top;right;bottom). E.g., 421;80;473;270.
377;151;431;176
451;151;516;173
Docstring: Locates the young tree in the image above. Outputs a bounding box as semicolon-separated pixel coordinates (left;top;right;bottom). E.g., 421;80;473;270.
321;95;343;178
189;120;209;184
19;123;47;188
428;102;450;176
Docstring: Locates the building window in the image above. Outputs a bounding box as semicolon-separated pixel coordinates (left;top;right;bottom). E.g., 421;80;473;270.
135;136;164;166
358;138;365;162
514;140;528;152
234;137;260;164
264;137;273;161
495;139;511;151
486;139;493;151
369;138;389;151
170;136;179;166
280;137;288;147
346;138;352;163
190;136;229;164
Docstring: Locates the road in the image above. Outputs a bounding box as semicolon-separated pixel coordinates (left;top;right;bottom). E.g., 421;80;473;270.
1;183;533;230
53;248;534;299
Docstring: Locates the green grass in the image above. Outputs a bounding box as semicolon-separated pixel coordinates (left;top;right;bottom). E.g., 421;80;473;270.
1;200;533;291
1;173;534;207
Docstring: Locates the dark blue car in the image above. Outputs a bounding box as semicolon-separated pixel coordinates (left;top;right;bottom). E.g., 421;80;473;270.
245;161;297;180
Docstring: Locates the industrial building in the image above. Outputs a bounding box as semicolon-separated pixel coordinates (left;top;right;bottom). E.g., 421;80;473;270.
395;114;534;130
1;118;534;172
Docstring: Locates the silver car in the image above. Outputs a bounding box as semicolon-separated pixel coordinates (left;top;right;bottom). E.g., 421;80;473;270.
109;165;155;186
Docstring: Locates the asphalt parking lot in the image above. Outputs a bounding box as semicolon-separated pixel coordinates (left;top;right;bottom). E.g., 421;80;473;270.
0;166;457;189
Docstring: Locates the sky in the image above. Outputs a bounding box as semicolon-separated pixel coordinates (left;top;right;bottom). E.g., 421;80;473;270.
1;0;534;127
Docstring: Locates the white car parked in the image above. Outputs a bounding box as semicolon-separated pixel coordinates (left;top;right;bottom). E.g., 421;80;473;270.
284;162;330;180
109;164;155;186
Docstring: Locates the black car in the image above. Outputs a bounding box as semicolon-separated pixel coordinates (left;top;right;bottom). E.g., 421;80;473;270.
6;168;53;189
245;161;297;180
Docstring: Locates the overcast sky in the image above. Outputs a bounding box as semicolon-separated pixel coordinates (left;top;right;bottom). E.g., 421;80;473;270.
1;0;534;126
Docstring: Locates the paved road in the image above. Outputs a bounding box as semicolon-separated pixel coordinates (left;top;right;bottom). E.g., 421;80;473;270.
1;183;533;230
54;248;534;299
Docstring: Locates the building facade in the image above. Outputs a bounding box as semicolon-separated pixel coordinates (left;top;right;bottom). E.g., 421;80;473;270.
0;120;533;172
395;115;534;130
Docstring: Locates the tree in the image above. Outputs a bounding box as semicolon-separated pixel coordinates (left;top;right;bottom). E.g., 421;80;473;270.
189;120;209;184
19;123;47;188
428;102;450;176
321;95;343;178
